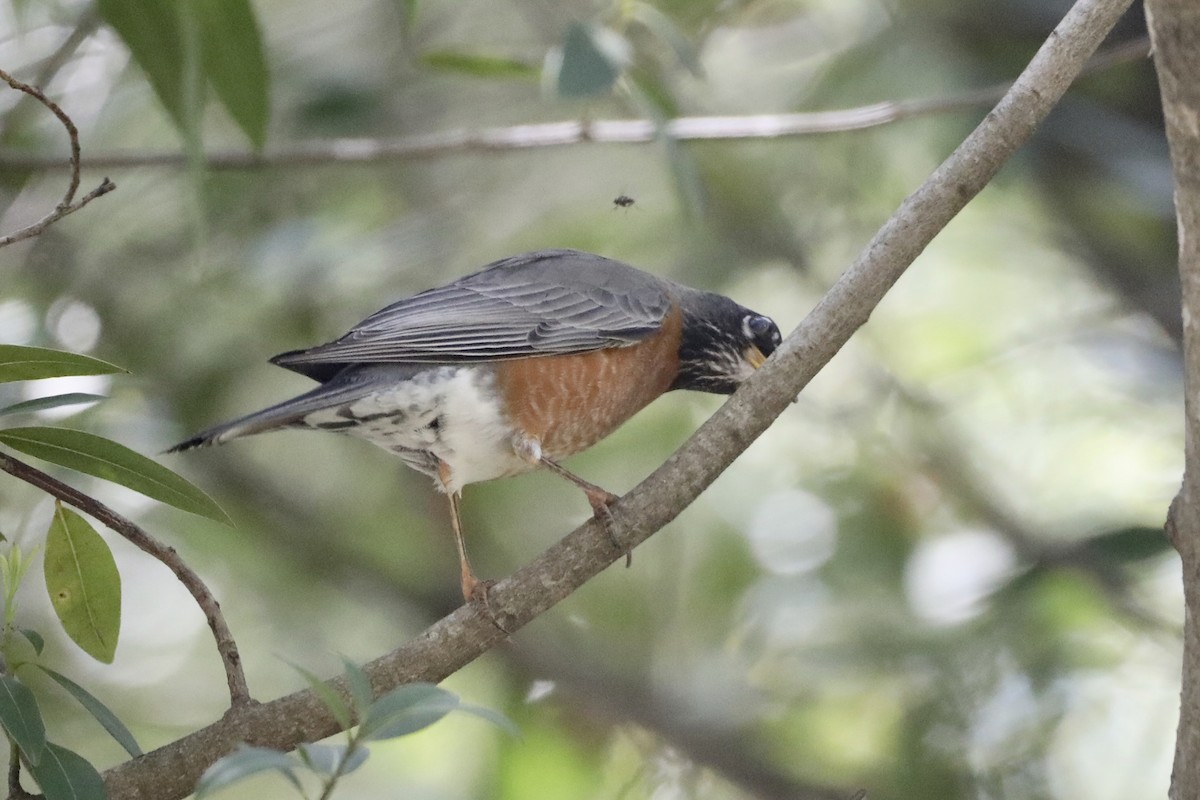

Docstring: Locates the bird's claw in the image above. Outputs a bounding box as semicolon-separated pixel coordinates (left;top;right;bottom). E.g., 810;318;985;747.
462;576;511;634
583;488;631;567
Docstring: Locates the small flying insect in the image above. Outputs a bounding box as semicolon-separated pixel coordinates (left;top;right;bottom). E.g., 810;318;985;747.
612;194;636;210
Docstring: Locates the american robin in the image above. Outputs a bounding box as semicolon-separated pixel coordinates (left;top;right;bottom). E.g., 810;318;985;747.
170;249;781;604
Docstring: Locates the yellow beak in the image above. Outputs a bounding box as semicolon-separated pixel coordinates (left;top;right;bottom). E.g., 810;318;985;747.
746;345;767;369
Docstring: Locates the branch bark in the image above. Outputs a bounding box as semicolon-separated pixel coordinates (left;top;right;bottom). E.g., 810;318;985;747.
0;37;1146;174
98;0;1134;796
1145;0;1200;796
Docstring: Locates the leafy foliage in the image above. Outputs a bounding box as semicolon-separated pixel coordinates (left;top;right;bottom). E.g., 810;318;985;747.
0;346;124;384
0;427;231;525
196;675;515;798
35;666;143;757
44;503;122;663
26;742;106;800
0;674;46;766
553;23;629;98
96;0;269;147
0;536;133;798
0;336;225;792
195;746;304;797
0;393;106;417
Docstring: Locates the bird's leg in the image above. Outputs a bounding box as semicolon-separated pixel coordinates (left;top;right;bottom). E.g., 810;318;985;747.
535;455;631;568
511;436;630;565
445;489;480;601
439;461;508;632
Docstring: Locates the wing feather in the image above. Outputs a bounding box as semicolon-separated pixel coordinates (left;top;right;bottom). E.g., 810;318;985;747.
272;250;674;378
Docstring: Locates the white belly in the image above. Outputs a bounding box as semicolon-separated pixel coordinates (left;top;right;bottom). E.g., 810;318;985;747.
302;366;530;493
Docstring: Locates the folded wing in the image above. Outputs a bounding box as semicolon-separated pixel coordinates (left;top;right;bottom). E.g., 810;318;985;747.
271;250;674;381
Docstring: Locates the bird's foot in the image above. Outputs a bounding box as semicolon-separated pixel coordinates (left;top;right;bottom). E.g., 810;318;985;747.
582;487;631;568
462;574;510;634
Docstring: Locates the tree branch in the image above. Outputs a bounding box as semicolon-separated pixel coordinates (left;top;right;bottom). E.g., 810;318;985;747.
0;452;251;707
98;0;1134;797
0;68;114;248
0;37;1146;174
1144;0;1200;796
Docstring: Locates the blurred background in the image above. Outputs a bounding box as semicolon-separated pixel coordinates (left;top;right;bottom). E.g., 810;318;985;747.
0;0;1182;798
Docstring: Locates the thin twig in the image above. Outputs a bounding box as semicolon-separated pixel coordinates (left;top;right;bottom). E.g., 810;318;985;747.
0;451;252;707
0;37;1148;174
0;68;115;248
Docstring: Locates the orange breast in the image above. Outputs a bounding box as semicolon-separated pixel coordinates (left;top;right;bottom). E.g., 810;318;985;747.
495;304;682;458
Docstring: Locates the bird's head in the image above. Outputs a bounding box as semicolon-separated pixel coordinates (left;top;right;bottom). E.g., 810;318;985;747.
672;290;782;395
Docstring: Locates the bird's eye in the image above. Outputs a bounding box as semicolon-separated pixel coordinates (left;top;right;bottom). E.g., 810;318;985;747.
744;314;774;339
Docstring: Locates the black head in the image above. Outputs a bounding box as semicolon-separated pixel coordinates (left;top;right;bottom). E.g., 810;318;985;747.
671;290;782;395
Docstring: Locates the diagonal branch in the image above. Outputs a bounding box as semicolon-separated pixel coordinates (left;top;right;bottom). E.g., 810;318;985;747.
98;0;1134;797
0;68;115;248
0;452;251;707
0;37;1146;174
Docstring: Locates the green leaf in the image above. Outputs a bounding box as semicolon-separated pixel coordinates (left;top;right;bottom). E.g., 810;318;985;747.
342;657;374;719
555;23;628;98
44;504;122;664
296;742;368;776
0;674;45;765
194;745;302;798
97;0;187;129
19;628;44;655
0;346;125;384
1084;526;1171;563
458;702;521;738
0;427;232;525
26;742;104;800
422;50;538;80
631;3;704;77
195;0;270;148
291;663;353;730
359;683;458;741
0;394;106;418
35;666;143;757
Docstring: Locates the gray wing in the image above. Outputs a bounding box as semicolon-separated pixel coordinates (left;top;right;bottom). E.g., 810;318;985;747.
271;250;673;379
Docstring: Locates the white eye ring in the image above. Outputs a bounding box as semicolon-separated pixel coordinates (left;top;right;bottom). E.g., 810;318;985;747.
742;316;756;340
743;314;772;340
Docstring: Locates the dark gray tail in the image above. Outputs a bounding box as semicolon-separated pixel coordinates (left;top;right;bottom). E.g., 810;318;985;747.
167;368;393;453
167;395;319;452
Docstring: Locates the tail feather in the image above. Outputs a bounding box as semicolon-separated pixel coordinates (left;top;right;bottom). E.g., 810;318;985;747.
167;368;394;453
166;408;301;452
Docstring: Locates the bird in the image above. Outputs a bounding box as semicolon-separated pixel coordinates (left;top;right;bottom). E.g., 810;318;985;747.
170;249;781;606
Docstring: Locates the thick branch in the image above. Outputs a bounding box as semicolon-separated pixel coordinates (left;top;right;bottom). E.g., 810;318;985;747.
99;0;1134;797
0;452;250;707
0;37;1146;174
1144;0;1200;797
